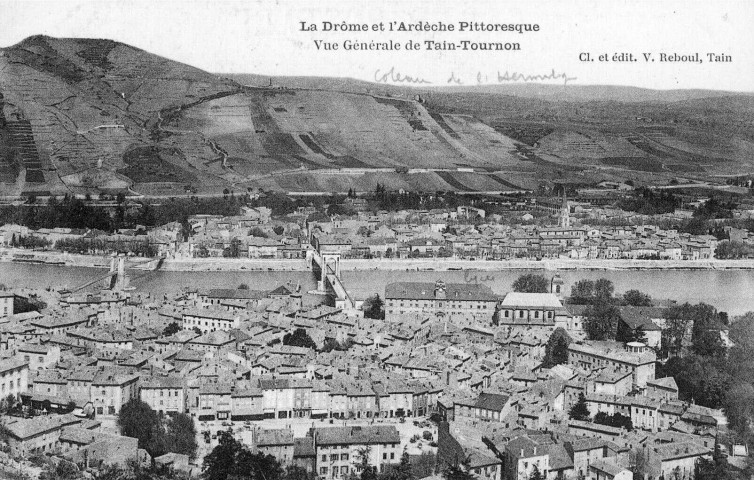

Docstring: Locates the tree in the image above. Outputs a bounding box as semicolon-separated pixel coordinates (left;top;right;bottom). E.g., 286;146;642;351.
441;457;474;480
362;294;385;320
192;326;202;336
249;227;268;238
238;283;249;290
163;322;181;337
273;225;285;236
569;280;594;304
40;459;81;480
283;328;317;350
385;451;414;480
355;446;377;480
117;398;164;457
201;431;283;480
282;465;315;480
594;278;614;301
722;382;754;435
203;431;242;480
569;393;590;421
623;289;652;307
663;305;692;356
695;445;737;480
594;412;632;431
165;413;198;459
693;329;727;358
528;465;544;480
412;452;437;479
584;302;621;340
543;327;571;368
629;447;650;480
616;321;647;344
512;274;549;293
658;355;730;408
235;449;283;480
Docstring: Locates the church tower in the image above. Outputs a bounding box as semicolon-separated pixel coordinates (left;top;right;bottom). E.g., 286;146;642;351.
558;192;571;228
551;273;564;298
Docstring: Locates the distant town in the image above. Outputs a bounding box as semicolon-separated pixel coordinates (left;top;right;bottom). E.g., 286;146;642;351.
2;183;754;268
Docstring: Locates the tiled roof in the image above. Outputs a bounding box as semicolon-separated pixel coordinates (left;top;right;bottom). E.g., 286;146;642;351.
500;292;563;308
385;282;498;301
313;426;400;446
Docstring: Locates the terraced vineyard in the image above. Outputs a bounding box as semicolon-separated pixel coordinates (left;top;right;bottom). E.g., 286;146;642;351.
1;35;752;197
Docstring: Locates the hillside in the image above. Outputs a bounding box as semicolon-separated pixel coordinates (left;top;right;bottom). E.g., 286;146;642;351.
229;73;752;103
0;36;752;199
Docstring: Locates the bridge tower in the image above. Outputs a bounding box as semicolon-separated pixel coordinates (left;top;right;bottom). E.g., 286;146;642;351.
105;254;130;291
318;252;341;292
115;255;130;290
106;256;117;289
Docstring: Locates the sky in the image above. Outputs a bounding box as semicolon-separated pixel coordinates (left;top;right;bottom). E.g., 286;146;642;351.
1;0;752;92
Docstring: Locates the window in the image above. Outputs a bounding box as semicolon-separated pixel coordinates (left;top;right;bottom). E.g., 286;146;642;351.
322;455;327;462
320;468;328;475
383;453;387;460
341;454;349;461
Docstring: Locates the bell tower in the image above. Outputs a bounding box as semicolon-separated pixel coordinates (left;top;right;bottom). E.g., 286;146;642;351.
550;274;564;298
558;192;571;228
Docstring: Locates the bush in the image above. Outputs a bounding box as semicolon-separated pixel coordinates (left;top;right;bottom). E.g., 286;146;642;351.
422;430;432;441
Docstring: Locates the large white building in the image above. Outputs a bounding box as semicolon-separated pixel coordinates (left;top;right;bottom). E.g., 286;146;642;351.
568;340;656;388
140;376;186;415
0;356;29;399
0;291;13;318
182;308;240;334
311;425;401;478
495;292;570;329
384;280;498;321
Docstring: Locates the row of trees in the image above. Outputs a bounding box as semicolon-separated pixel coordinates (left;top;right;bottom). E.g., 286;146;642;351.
0;195;248;233
570;279;648;343
715;240;754;259
54;237;157;257
8;234;51;249
659;312;754;441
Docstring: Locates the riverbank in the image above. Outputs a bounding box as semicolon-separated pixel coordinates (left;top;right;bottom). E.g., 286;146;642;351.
4;248;754;272
159;257;754;272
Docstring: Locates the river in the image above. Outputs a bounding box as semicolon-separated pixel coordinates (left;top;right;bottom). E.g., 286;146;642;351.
1;263;754;316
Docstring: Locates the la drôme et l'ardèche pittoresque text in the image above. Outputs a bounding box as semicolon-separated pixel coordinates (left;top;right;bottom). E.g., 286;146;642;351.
299;20;539;52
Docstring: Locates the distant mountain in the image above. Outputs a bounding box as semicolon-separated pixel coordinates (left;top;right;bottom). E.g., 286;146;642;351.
227;73;752;103
0;36;752;199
